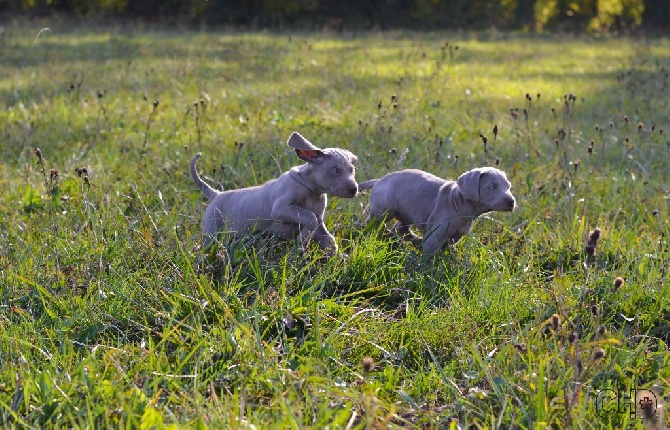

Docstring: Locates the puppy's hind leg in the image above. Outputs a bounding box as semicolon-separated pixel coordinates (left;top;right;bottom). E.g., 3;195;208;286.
393;222;422;248
364;204;390;237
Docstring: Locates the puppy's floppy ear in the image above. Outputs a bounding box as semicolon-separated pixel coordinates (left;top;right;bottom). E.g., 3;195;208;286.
457;168;483;202
287;132;325;164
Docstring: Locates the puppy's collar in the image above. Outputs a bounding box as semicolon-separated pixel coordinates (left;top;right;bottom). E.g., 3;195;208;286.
453;195;466;218
289;169;321;195
453;189;476;220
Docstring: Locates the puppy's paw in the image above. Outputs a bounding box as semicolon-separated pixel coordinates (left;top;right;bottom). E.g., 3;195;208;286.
324;245;339;259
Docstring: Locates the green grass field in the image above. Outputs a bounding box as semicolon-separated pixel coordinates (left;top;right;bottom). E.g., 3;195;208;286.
1;21;669;428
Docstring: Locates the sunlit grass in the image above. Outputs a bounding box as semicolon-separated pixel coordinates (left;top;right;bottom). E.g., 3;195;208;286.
0;20;669;428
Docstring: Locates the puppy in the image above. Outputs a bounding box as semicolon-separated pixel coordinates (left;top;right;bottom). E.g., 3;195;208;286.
191;132;358;256
359;167;516;254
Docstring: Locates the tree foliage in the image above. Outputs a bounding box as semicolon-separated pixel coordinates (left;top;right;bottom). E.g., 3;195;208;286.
0;0;664;31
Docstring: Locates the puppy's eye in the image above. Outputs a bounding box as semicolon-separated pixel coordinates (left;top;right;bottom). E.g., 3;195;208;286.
330;166;340;175
488;183;497;190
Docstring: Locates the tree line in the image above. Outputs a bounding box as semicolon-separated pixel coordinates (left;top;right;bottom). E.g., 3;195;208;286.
1;0;668;32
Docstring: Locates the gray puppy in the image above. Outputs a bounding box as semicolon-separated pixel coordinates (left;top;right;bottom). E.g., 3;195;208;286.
191;132;358;256
359;167;516;254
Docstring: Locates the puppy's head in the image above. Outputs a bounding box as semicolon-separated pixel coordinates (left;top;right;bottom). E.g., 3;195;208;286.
287;132;359;198
457;167;516;212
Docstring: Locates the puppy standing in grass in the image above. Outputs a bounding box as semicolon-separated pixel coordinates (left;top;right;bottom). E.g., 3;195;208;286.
359;167;516;254
191;132;359;257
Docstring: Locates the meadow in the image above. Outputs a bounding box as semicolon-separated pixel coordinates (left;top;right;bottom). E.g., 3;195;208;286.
0;21;669;428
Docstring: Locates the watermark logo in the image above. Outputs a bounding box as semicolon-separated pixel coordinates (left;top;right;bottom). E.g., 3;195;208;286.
595;389;658;419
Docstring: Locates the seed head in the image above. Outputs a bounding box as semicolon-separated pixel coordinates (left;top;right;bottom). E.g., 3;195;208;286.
551;314;560;331
493;124;498;137
597;325;607;336
585;243;595;256
568;331;578;343
594;348;605;360
586;228;602;255
389;148;397;155
362;357;374;373
613;277;625;290
589;228;601;242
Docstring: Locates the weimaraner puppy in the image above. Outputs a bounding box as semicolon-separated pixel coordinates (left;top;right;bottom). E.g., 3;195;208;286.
191;132;358;256
359;167;516;254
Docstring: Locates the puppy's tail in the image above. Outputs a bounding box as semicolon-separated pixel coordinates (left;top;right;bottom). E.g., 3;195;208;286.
191;153;219;201
358;179;378;191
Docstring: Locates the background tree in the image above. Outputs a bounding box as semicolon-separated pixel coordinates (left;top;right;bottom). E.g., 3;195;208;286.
0;0;663;32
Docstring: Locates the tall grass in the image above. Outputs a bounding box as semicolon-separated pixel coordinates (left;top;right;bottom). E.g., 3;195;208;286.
0;22;668;428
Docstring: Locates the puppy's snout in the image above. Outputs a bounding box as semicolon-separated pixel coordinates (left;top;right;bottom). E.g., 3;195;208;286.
505;197;516;211
348;185;359;197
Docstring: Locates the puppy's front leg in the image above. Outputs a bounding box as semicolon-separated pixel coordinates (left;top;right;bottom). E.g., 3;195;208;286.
422;223;449;255
313;222;338;256
272;204;320;250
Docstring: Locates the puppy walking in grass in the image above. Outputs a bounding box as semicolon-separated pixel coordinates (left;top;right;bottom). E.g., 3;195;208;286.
191;132;359;257
359;167;516;254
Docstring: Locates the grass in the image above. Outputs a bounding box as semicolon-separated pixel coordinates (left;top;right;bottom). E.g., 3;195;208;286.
1;19;669;428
